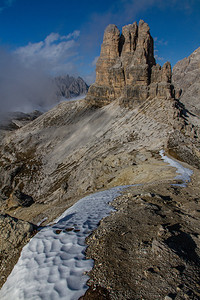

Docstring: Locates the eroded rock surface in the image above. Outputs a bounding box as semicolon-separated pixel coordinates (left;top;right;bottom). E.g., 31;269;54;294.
0;214;37;287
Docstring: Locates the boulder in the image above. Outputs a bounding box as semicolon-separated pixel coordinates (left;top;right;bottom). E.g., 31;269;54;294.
7;190;34;209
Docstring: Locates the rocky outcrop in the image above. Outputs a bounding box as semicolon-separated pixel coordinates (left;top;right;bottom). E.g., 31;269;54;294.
172;47;200;116
171;47;200;162
86;20;173;107
0;214;37;287
54;75;89;100
7;190;34;209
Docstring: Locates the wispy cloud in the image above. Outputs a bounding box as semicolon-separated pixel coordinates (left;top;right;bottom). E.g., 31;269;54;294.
0;0;15;12
15;31;80;74
82;0;195;44
92;56;99;66
154;38;167;63
155;54;164;62
154;37;168;47
118;0;195;20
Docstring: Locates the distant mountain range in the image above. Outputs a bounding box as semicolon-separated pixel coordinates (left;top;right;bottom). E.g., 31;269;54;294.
53;75;89;100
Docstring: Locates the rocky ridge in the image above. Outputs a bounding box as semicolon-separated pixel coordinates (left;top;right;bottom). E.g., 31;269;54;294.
86;20;172;107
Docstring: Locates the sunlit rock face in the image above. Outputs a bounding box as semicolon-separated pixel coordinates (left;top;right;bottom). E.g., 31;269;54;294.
172;46;200;117
86;20;173;107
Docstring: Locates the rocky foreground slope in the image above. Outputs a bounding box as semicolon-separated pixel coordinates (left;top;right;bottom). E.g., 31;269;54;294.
0;20;200;298
83;177;200;300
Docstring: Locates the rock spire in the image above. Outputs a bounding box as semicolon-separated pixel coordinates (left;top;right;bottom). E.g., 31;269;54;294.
86;20;173;107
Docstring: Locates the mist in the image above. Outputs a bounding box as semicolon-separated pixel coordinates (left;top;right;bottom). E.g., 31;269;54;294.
0;48;58;113
0;31;81;114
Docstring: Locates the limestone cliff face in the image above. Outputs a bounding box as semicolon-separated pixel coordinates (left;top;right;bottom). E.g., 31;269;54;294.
172;47;200;116
87;20;173;107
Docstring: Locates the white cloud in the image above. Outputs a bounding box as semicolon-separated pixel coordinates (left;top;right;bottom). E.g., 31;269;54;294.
15;31;80;75
154;39;167;63
66;30;80;40
155;54;164;61
44;33;61;46
154;37;168;46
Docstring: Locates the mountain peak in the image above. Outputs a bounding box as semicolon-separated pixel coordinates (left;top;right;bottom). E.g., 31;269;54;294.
86;20;173;107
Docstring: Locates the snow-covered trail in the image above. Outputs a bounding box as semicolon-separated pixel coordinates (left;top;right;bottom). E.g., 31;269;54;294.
0;151;193;300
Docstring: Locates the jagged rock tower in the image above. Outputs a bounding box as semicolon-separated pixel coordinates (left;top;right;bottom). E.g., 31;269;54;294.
86;20;173;107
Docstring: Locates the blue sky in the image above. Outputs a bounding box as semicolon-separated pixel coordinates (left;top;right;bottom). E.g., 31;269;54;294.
0;0;200;83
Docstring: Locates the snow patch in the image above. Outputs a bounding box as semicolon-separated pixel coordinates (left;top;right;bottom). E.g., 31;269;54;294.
0;186;126;300
159;149;193;186
36;217;48;227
